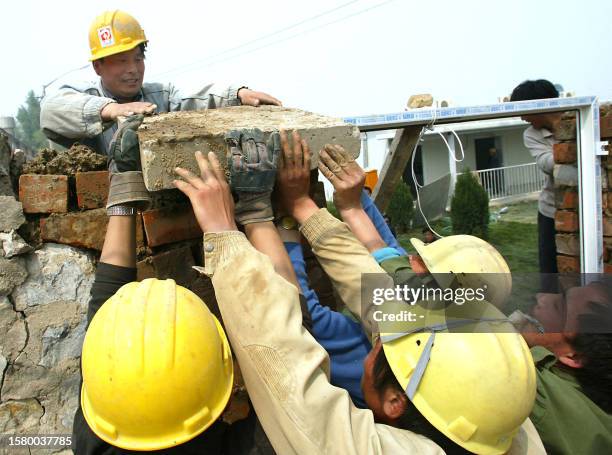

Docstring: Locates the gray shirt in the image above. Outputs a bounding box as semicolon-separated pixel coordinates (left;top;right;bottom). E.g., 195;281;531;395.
40;80;242;155
523;126;557;218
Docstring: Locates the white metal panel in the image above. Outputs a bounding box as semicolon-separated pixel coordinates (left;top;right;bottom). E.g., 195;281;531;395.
343;97;605;273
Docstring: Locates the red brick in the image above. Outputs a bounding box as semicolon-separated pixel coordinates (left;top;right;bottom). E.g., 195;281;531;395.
557;255;580;273
553;143;577;164
605;262;612;275
603;191;609;212
19;174;68;214
76;171;109;209
555;210;579;232
604;247;610;263
41;208;144;251
142;205;202;247
600;115;612;139
555;234;579;256
604;217;612;237
556;189;578;210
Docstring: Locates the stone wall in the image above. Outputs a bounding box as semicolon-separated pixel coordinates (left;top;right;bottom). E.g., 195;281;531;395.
0;134;331;453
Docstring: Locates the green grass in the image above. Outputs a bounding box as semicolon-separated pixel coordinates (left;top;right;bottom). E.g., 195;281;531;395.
398;204;539;273
328;197;541;311
398;209;539;312
492;199;538;225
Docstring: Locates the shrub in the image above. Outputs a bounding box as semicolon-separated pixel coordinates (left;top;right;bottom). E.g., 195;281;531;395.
450;170;489;238
387;180;414;234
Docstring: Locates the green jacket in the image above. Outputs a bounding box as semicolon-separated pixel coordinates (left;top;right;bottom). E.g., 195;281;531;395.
378;255;437;289
530;346;612;455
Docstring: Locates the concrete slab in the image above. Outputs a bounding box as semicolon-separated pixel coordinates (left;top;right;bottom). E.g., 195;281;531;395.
139;106;361;191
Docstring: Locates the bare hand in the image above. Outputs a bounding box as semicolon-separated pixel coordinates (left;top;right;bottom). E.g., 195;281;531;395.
277;130;318;224
318;144;364;214
101;102;157;122
238;89;282;107
174;151;237;233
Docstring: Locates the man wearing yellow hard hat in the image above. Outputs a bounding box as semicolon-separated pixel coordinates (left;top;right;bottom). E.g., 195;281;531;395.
170;130;547;455
70;127;283;453
40;10;281;156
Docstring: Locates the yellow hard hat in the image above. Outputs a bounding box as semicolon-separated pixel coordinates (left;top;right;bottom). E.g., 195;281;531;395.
381;302;536;455
81;279;233;451
88;10;147;61
411;235;512;308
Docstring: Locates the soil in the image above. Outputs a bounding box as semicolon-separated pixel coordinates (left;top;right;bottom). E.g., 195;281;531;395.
22;144;106;176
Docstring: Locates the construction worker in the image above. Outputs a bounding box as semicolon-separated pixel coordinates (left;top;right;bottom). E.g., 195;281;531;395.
510;79;561;293
40;9;281;156
70;118;280;454
287;143;612;454
174;131;545;455
514;282;612;455
313;143;512;309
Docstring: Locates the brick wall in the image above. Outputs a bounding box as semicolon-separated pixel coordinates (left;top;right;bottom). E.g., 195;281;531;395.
3;163;329;438
552;103;612;273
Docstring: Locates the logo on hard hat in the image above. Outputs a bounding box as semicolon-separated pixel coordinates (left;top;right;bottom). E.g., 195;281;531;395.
97;27;115;48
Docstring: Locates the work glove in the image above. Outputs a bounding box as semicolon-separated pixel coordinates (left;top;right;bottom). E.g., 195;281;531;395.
226;128;280;225
106;114;152;211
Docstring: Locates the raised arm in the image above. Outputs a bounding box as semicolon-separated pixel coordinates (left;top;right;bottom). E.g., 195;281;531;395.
276;132;396;338
318;144;386;253
169;82;282;111
174;148;442;455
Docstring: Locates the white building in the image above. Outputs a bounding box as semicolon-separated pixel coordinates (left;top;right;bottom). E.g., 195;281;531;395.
322;117;545;204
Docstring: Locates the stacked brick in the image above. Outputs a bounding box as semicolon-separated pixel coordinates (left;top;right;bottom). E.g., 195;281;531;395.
16;163;328;427
552;104;612;273
600;104;612;273
19;168;327;252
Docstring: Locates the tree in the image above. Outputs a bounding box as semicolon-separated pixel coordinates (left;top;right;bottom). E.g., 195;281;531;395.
387;180;414;234
450;170;489;238
16;90;47;151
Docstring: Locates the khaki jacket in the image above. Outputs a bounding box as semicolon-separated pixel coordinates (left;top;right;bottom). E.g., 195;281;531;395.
202;209;546;455
40;79;241;154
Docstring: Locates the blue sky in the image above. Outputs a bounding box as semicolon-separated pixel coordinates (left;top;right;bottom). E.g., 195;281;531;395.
2;0;611;118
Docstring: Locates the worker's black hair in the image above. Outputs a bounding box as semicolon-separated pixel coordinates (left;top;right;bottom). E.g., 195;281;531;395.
372;346;471;455
571;283;612;413
510;79;559;102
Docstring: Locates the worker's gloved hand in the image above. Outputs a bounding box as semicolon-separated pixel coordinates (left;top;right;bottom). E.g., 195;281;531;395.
106;114;151;211
109;114;144;173
226;128;280;224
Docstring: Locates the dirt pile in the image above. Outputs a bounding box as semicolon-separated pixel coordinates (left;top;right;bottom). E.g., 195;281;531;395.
23;144;106;176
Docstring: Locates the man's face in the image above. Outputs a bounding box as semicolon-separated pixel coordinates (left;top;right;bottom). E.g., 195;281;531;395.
93;46;145;99
520;113;562;131
522;284;608;360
